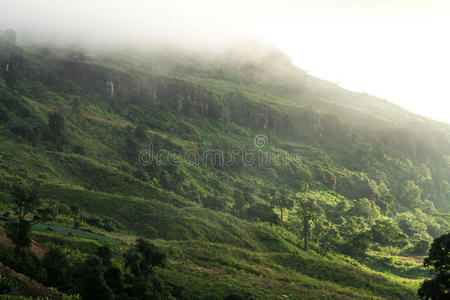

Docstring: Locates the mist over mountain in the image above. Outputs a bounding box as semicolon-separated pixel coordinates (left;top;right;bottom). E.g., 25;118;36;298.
0;3;449;299
2;0;450;123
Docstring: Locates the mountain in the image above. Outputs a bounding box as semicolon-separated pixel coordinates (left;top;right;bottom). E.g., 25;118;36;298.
0;37;448;299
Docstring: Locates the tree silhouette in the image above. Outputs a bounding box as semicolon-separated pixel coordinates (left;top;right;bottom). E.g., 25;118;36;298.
5;183;40;256
418;233;450;299
124;238;167;297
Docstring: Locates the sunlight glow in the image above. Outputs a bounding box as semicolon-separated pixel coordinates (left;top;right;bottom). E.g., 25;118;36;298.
1;0;449;123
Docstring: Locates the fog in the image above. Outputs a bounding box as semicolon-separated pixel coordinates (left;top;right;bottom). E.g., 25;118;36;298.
1;0;449;123
0;0;262;50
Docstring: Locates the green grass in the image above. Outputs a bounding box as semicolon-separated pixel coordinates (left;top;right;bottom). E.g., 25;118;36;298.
153;240;421;299
32;223;118;244
0;41;447;299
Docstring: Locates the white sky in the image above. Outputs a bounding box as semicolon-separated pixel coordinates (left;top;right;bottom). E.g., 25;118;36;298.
1;0;449;124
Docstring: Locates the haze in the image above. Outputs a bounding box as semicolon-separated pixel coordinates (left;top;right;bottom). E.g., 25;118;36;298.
1;0;449;124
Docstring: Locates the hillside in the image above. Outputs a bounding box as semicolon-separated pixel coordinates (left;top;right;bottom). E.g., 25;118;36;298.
0;38;449;299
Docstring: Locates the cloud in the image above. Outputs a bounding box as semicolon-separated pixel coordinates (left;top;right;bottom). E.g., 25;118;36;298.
0;0;263;49
1;0;449;123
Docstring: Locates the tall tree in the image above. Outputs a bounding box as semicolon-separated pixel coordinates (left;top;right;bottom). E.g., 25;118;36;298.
5;183;40;255
295;193;323;251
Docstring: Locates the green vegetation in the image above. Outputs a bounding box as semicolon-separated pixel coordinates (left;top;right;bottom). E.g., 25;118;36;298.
418;232;449;299
0;32;449;298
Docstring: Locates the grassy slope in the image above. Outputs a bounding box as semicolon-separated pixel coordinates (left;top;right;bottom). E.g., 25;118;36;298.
0;43;447;298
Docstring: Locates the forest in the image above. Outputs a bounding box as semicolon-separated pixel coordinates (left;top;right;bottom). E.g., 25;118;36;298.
0;30;449;299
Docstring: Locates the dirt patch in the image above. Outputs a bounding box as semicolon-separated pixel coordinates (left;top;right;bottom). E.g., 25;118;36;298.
397;256;424;264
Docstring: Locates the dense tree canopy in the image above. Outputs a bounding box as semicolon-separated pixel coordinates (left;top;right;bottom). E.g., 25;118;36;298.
418;233;450;299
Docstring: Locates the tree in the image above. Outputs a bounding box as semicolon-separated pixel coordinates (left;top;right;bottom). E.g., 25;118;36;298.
5;183;40;255
5;221;32;257
246;203;279;224
123;240;169;297
350;198;380;222
48;112;66;149
104;265;123;295
186;184;201;203
70;204;80;229
75;256;113;300
96;245;124;295
343;231;372;258
243;190;255;206
233;190;245;215
36;207;57;223
370;219;405;246
125;137;139;162
400;180;422;208
275;189;293;223
97;245;113;265
3;69;17;89
418;233;450;299
125;239;166;282
316;222;340;256
134;126;147;141
42;245;69;288
295;193;323;251
411;240;432;256
267;187;278;209
396;212;428;237
203;194;226;211
233;189;254;215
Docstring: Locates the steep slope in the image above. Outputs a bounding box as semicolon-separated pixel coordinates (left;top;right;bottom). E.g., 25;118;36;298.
0;39;448;298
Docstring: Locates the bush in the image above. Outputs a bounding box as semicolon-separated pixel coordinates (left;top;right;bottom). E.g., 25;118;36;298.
0;275;17;295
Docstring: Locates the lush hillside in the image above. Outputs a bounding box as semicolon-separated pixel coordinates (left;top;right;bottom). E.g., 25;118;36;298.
0;37;449;299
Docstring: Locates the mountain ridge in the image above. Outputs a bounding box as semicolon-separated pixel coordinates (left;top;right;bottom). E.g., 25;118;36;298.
0;38;448;299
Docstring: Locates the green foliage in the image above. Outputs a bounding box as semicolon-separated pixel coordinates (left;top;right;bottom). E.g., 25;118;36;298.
350;198;381;221
245;203;278;224
125;239;167;281
42;244;70;288
73;256;113;300
0;275;17;295
9;183;40;224
47;112;66;149
5;221;32;256
0;243;47;283
418;232;450;299
5;183;40;255
36;207;57;223
292;191;324;251
371;219;406;246
342;231;372;258
400;180;422;208
0;41;448;299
